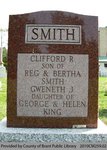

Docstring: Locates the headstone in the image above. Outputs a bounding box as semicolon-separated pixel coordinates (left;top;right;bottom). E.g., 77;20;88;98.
0;65;6;78
7;11;98;128
0;48;2;65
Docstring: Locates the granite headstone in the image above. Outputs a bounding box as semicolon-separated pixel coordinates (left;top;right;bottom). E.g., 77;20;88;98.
7;11;98;128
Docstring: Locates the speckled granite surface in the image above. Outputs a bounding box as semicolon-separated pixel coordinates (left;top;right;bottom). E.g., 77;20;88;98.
0;118;107;142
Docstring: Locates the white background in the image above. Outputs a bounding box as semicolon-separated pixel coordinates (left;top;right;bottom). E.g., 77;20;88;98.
0;0;107;28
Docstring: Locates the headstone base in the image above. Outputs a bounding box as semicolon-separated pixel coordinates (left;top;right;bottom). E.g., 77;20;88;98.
0;118;107;142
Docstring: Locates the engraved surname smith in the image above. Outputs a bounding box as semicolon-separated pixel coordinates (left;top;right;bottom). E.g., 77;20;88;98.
25;25;81;44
